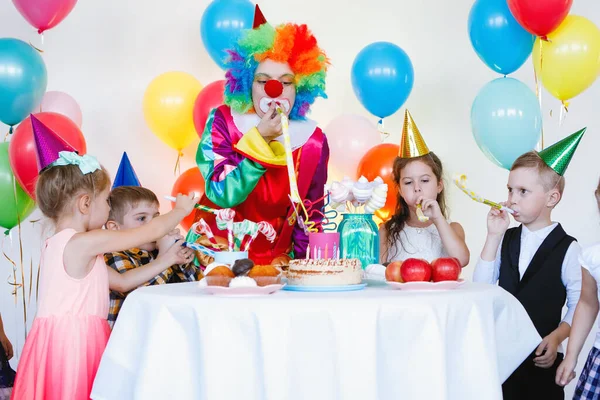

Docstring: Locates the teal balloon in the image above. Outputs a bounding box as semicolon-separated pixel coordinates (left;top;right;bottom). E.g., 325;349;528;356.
0;143;35;231
471;78;542;169
0;38;48;127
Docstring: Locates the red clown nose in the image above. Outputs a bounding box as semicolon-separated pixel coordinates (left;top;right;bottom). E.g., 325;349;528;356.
264;79;283;98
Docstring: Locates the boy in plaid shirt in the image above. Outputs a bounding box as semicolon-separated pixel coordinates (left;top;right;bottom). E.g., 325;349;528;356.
104;186;202;327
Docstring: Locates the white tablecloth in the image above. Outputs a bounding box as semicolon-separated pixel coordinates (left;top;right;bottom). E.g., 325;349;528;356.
91;282;540;400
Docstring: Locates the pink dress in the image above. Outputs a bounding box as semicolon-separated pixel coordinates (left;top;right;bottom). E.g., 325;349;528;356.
11;229;111;400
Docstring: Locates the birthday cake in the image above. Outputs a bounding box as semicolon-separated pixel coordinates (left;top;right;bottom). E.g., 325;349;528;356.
287;258;362;286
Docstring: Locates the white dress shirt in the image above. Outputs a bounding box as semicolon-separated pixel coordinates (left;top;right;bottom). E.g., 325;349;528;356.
473;223;582;327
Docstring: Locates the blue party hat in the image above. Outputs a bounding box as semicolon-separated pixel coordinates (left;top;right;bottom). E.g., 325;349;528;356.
112;152;141;188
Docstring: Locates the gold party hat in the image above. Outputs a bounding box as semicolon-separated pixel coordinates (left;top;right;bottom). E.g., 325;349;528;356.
399;109;430;158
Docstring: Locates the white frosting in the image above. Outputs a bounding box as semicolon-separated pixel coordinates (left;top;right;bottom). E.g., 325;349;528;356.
287;259;362;286
229;276;258;288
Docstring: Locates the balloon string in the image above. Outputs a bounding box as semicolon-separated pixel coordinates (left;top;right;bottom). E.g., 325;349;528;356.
534;39;544;150
3;236;19;303
12;177;27;337
28;41;44;53
377;118;389;142
174;151;183;176
560;102;569;127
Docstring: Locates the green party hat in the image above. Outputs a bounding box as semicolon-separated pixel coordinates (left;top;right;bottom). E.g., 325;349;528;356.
538;128;586;176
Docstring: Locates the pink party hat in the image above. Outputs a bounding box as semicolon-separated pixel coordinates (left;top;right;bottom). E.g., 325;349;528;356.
31;114;76;172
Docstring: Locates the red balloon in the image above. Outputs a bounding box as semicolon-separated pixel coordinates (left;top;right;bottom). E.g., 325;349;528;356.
12;0;78;34
193;80;226;137
508;0;572;38
9;112;87;199
171;167;205;231
356;143;399;222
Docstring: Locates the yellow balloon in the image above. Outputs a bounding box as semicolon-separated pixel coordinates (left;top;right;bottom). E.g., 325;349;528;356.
533;15;600;102
143;72;203;151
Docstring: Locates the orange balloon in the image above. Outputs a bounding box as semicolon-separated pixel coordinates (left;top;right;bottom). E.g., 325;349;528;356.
171;167;205;231
356;143;399;222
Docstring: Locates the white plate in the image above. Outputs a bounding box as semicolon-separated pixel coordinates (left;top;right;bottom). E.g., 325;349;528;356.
386;279;465;291
201;283;286;296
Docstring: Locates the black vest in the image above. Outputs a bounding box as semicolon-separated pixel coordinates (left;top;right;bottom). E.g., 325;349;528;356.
498;224;575;338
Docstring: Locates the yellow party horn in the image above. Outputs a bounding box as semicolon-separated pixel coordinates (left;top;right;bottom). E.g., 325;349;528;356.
453;174;514;214
276;106;301;204
416;204;429;222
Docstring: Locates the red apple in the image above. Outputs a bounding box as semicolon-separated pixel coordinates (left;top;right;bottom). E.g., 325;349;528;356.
431;257;461;282
400;258;432;282
385;261;403;282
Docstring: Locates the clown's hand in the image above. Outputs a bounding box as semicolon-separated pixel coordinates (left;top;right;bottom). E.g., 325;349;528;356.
257;102;282;141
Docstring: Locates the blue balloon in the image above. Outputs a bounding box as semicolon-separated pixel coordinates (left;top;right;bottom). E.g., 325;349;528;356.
468;0;535;75
200;0;255;70
0;38;47;127
471;78;542;170
351;42;414;119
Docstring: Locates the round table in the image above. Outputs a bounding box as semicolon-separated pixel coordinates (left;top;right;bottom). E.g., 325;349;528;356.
91;282;541;400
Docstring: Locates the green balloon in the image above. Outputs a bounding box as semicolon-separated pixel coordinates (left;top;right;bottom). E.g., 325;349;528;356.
0;142;35;231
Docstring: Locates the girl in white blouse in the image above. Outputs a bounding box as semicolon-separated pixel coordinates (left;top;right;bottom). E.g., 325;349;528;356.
557;178;600;399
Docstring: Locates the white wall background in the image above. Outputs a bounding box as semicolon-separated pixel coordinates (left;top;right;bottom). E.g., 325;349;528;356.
1;0;599;397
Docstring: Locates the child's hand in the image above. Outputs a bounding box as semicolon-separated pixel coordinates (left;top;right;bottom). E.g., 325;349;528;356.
534;334;560;368
174;194;198;216
256;103;282;141
0;332;13;360
555;356;577;386
157;229;184;254
486;204;509;237
158;239;195;267
417;197;443;222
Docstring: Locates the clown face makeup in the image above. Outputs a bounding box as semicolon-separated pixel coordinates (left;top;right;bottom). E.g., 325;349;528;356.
252;59;296;118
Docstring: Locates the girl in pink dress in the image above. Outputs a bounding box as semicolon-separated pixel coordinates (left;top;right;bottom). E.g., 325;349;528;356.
11;116;198;400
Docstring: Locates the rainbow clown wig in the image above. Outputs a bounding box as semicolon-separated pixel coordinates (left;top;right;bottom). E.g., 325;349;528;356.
224;7;328;120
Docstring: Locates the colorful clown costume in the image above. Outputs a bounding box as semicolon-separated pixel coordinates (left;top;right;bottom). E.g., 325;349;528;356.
194;9;329;263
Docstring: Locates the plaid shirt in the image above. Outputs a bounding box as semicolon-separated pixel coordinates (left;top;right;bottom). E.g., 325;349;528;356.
105;248;202;328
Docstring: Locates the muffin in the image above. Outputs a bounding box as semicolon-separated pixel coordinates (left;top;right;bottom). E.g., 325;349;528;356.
248;265;281;286
205;265;235;287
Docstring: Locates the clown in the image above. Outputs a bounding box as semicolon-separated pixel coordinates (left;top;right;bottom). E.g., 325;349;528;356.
194;5;329;264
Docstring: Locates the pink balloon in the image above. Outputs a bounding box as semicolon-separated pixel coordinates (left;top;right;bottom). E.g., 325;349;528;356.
39;91;82;128
325;114;381;178
12;0;78;34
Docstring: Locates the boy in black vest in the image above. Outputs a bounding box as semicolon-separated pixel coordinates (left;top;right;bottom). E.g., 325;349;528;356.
473;129;586;400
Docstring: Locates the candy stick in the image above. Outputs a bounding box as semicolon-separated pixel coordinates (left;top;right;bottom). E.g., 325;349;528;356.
192;219;218;245
215;210;236;251
416;204;429;222
241;221;260;252
164;196;215;213
257;221;276;242
276;107;301;204
453;174;514;214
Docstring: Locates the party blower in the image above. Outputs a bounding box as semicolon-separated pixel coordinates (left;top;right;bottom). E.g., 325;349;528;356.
164;195;214;213
263;79;302;204
453;174;514;214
